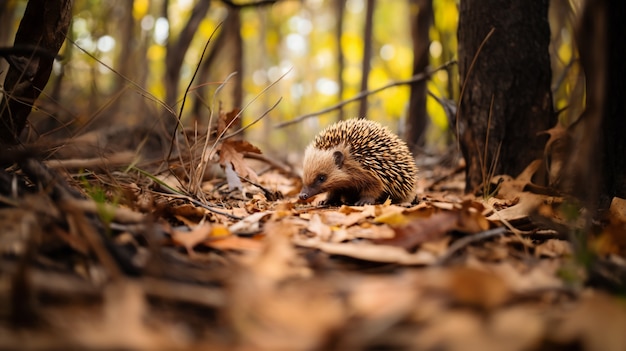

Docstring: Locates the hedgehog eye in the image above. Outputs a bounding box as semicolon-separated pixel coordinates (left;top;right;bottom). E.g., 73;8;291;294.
316;174;327;183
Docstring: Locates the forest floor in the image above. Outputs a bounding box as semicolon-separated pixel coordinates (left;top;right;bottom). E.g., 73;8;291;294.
1;115;626;351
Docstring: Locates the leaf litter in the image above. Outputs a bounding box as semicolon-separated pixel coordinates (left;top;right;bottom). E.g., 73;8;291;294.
1;112;626;350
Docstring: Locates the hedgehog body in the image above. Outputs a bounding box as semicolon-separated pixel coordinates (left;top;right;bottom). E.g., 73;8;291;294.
299;119;418;205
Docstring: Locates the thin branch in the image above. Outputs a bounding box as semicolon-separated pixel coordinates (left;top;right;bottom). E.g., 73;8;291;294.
436;226;507;265
275;60;456;128
220;0;281;8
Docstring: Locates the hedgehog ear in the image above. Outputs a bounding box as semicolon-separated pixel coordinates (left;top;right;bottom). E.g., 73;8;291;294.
333;150;345;168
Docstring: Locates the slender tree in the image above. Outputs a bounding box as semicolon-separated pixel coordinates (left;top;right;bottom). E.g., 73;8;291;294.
405;0;432;151
357;0;374;119
163;0;211;134
335;0;346;121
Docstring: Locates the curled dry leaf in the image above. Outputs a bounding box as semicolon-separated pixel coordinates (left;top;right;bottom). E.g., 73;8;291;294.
218;139;261;183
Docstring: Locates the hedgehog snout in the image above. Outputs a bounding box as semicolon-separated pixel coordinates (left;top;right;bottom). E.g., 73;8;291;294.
299;192;309;200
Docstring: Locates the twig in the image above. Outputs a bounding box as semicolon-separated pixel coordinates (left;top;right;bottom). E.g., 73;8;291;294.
436;226;507;265
243;151;298;178
132;166;243;220
222;97;282;140
68;38;177;117
275;60;457;128
45;151;137;171
167;22;222;163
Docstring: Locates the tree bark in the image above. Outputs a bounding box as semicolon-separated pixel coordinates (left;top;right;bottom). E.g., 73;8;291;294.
405;0;432;151
0;0;73;145
457;0;555;193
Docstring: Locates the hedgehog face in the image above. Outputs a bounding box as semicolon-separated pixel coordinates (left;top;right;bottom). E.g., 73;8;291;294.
299;145;351;201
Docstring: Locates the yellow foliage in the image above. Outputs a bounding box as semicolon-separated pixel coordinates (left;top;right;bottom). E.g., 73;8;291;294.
198;18;217;38
342;66;362;86
133;0;149;20
557;43;572;63
434;0;459;33
241;17;258;41
147;44;165;61
341;33;364;63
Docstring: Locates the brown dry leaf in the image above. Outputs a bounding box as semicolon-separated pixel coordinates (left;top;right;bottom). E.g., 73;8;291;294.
229;211;272;235
609;197;626;222
487;192;545;222
373;203;416;226
206;235;264;252
306;213;332;241
171;203;207;224
415;310;492;351
482;260;563;293
229;276;345;350
375;206;489;250
250;225;311;281
540;122;569;184
75;281;167;349
535;239;572;258
552;293;626;351
218;139;261;182
345;273;419;340
293;238;437;265
345;223;395;240
446;266;511;309
320;207;377;227
415;304;545;351
217;108;241;136
170;221;212;255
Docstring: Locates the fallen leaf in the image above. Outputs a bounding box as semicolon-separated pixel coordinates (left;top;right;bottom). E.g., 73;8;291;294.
487;192;545;222
229;211;272;235
218;139;261;182
217;108;241;135
206;235;264;252
552;293;626;351
375;207;489;250
446;266;511;309
307;213;332;241
171;221;212;255
294;238;437;265
535;239;572;258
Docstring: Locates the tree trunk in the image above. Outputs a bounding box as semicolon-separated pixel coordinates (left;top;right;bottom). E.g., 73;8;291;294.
335;0;346;121
0;0;73;145
457;0;555;193
405;0;432;151
357;0;374;119
561;0;626;211
163;0;210;134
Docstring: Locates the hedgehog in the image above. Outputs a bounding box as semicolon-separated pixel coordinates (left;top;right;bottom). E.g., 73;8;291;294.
298;119;418;206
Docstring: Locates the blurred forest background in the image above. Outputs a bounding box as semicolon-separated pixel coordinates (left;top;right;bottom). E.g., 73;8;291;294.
0;0;582;158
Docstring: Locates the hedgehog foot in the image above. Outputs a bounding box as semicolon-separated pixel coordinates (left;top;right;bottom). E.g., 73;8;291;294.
354;196;376;206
